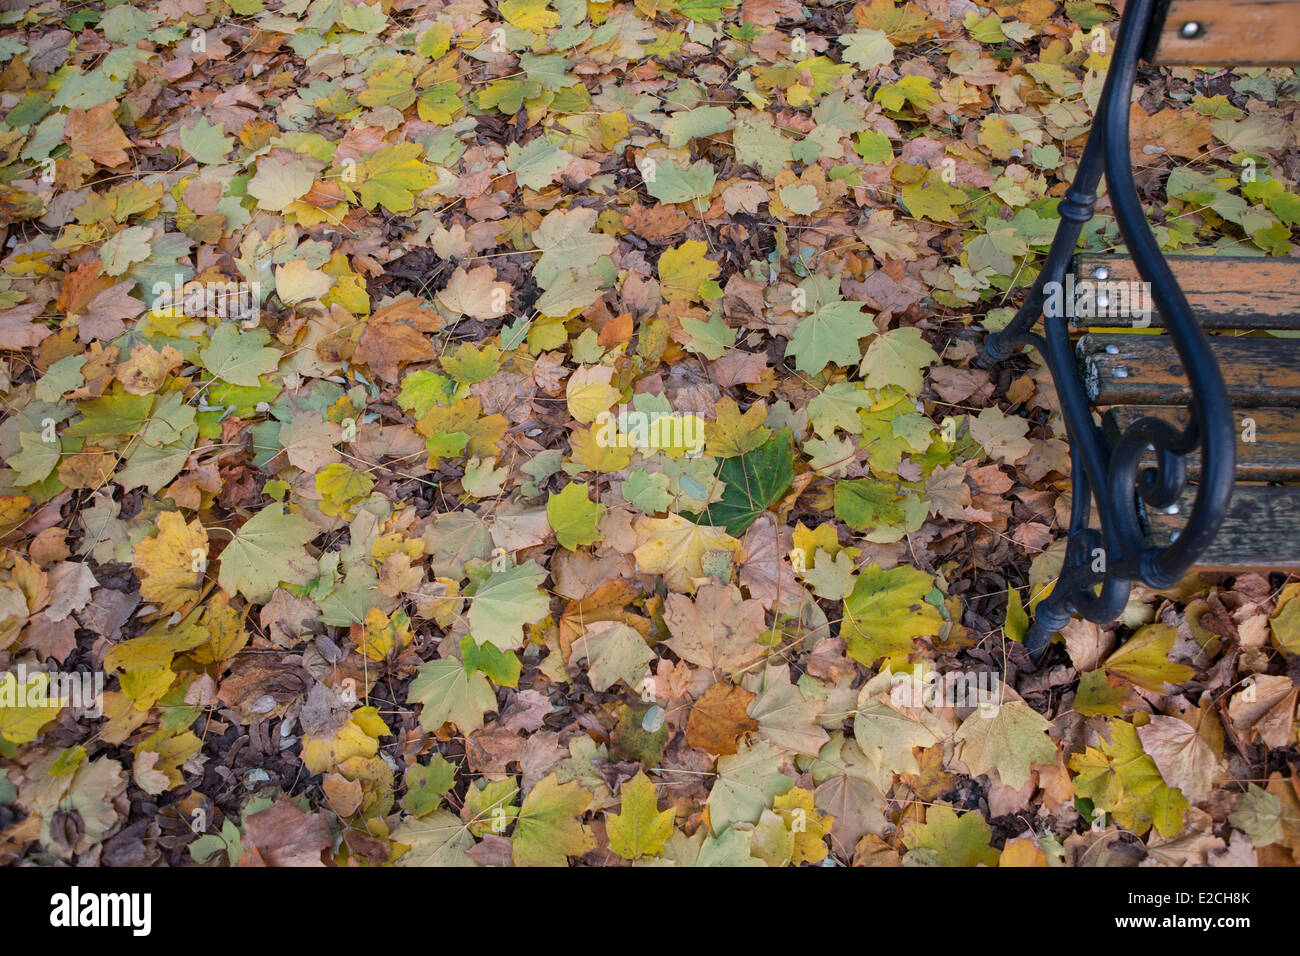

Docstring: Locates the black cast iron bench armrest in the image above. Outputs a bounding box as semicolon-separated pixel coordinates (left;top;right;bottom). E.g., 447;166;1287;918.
981;0;1236;659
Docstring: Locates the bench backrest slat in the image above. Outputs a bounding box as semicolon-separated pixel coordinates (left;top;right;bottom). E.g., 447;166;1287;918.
1144;0;1300;66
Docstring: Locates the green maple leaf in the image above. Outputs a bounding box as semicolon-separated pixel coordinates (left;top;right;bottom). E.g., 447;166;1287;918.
392;809;478;866
511;773;595;867
838;29;894;69
852;670;944;774
904;805;999;867
463;778;520;837
954;701;1056;790
663;106;732;149
359;143;437;212
707;741;794;831
834;478;905;530
546;482;605;551
607;771;675;860
645;158;717;205
505;137;573;191
459;634;521;688
440;343;501;385
401;757;457;817
1073;669;1131;717
531;207;616;288
572;623;653;694
785;299;874;375
65;391;153;440
1069;719;1190;837
466;561;550;649
621;470;674;513
179;117;233;164
198;324;280;387
358;58;418;110
841;563;944;667
408;657;498;733
417;82;463;124
217;506;318;602
859;327;938;394
1229;784;1291;847
691;430;794;536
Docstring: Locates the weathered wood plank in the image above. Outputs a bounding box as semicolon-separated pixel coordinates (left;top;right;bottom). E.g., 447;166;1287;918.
1146;484;1300;570
1080;333;1300;406
1104;406;1300;482
1073;254;1300;331
1147;0;1300;66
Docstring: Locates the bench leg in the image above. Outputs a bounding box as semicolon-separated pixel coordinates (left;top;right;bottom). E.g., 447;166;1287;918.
983;0;1236;663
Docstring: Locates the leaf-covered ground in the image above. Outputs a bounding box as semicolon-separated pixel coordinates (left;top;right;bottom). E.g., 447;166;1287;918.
1;0;1299;868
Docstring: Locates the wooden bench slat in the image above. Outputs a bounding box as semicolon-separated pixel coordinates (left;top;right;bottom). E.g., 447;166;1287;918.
1103;406;1300;482
1080;333;1300;407
1073;255;1300;331
1146;0;1300;67
1146;484;1300;570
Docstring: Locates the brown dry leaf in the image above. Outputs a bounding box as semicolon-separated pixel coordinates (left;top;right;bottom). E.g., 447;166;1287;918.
0;302;52;350
353;296;444;382
1136;715;1220;805
557;579;649;662
117;343;183;395
685;681;758;755
239;798;331;867
1229;675;1298;750
436;265;511;319
662;580;766;674
44;561;97;623
1062;618;1114;672
64;102;133;166
79;283;145;342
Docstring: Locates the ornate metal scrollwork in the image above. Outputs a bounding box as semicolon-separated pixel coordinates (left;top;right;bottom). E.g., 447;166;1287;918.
981;0;1235;660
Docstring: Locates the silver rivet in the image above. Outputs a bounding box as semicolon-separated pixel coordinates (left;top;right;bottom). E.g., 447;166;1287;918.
1105;344;1120;354
1113;367;1129;378
1146;443;1155;451
1097;295;1110;309
1165;504;1181;515
1179;21;1202;38
1170;530;1180;542
1094;267;1109;280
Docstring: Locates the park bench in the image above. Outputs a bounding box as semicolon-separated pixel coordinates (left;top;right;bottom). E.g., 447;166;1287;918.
981;0;1300;659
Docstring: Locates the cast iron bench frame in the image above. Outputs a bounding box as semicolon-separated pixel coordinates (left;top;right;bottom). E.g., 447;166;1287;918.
980;0;1240;659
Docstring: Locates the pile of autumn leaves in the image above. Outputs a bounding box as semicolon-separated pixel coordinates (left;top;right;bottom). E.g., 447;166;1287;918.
3;0;1300;868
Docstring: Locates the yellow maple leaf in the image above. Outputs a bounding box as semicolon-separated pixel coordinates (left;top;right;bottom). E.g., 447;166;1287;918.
302;706;391;774
566;365;621;424
356;606;413;662
132;511;209;614
773;787;833;865
705;397;770;458
188;592;250;666
632;514;743;591
658;239;720;301
499;0;558;31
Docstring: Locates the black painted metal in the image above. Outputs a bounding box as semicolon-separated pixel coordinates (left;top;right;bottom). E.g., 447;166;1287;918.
982;0;1236;661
